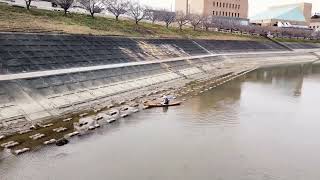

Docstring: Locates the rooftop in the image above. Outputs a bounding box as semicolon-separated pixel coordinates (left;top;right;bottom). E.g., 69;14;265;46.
251;4;306;22
311;15;320;19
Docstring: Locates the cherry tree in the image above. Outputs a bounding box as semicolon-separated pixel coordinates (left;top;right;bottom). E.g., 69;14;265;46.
104;0;129;21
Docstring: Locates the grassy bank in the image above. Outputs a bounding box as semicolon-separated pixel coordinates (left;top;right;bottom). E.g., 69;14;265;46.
0;3;262;40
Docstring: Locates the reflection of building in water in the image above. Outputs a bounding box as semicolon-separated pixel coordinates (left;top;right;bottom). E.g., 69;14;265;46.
246;65;308;96
189;80;242;113
246;69;273;83
311;63;320;74
188;64;319;113
294;73;303;96
248;65;312;81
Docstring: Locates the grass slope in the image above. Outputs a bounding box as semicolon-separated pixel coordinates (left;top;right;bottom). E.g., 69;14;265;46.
0;3;261;40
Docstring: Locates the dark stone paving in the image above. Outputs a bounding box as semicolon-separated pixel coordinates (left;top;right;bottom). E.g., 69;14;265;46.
0;33;295;74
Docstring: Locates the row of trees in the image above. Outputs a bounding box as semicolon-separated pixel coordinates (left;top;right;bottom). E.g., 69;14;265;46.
23;0;227;29
23;0;320;39
214;20;320;40
24;0;148;22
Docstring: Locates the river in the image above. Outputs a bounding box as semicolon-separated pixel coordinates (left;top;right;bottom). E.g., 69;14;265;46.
1;64;320;180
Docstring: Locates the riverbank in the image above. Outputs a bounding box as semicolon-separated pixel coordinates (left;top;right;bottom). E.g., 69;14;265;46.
3;64;320;180
4;64;320;180
0;50;319;155
0;31;320;154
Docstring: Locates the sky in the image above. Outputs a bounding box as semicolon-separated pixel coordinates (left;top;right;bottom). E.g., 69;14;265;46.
138;0;320;17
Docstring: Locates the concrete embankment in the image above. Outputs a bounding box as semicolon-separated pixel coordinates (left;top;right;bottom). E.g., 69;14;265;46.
0;32;320;135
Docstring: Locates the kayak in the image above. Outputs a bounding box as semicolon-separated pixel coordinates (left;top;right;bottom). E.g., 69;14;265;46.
56;138;69;146
145;101;181;109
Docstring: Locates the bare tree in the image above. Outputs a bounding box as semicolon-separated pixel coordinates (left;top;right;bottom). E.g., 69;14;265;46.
313;30;320;40
54;0;74;15
25;0;32;10
146;9;162;24
79;0;103;18
104;0;129;21
161;11;176;29
189;14;202;31
175;11;189;31
201;15;212;31
127;2;149;25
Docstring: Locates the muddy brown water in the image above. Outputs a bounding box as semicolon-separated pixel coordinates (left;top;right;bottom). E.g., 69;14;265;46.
1;64;320;180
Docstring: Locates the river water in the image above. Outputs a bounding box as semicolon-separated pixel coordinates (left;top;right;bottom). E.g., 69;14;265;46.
1;64;320;180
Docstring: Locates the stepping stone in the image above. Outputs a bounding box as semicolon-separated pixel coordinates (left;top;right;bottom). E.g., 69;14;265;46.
62;118;72;122
44;139;57;145
43;123;54;128
14;148;30;155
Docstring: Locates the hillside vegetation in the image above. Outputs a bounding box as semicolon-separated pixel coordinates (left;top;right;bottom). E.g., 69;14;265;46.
0;3;262;40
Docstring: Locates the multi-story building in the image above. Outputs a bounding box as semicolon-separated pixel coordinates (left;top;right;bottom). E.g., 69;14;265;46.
310;14;320;31
250;3;312;27
175;0;249;19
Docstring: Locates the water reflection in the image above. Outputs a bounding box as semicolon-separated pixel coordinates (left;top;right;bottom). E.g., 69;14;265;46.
1;64;320;180
191;80;242;112
246;65;316;97
162;106;169;113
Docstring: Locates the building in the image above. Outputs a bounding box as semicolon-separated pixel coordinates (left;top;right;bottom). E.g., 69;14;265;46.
310;14;320;31
250;3;312;28
175;0;249;19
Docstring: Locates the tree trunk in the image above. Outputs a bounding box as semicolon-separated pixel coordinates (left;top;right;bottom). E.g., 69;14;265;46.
136;20;139;25
179;25;183;31
26;0;31;10
116;16;119;21
193;26;196;31
64;9;67;16
91;12;94;18
166;23;169;29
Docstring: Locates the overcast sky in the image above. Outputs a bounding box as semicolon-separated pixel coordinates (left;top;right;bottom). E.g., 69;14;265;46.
138;0;320;17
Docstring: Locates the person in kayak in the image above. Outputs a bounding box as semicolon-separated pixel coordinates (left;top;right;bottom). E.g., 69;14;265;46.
162;95;170;105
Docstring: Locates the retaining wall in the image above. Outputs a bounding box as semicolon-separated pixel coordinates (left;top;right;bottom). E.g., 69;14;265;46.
0;33;288;74
282;42;320;49
0;32;319;130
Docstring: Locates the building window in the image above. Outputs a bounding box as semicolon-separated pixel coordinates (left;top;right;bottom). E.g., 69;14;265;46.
229;12;231;16
213;11;215;15
232;13;234;17
223;3;225;8
213;2;215;6
238;13;240;17
220;2;221;7
232;4;234;8
238;5;240;9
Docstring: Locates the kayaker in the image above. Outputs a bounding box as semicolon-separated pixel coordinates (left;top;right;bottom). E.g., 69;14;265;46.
162;95;170;105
